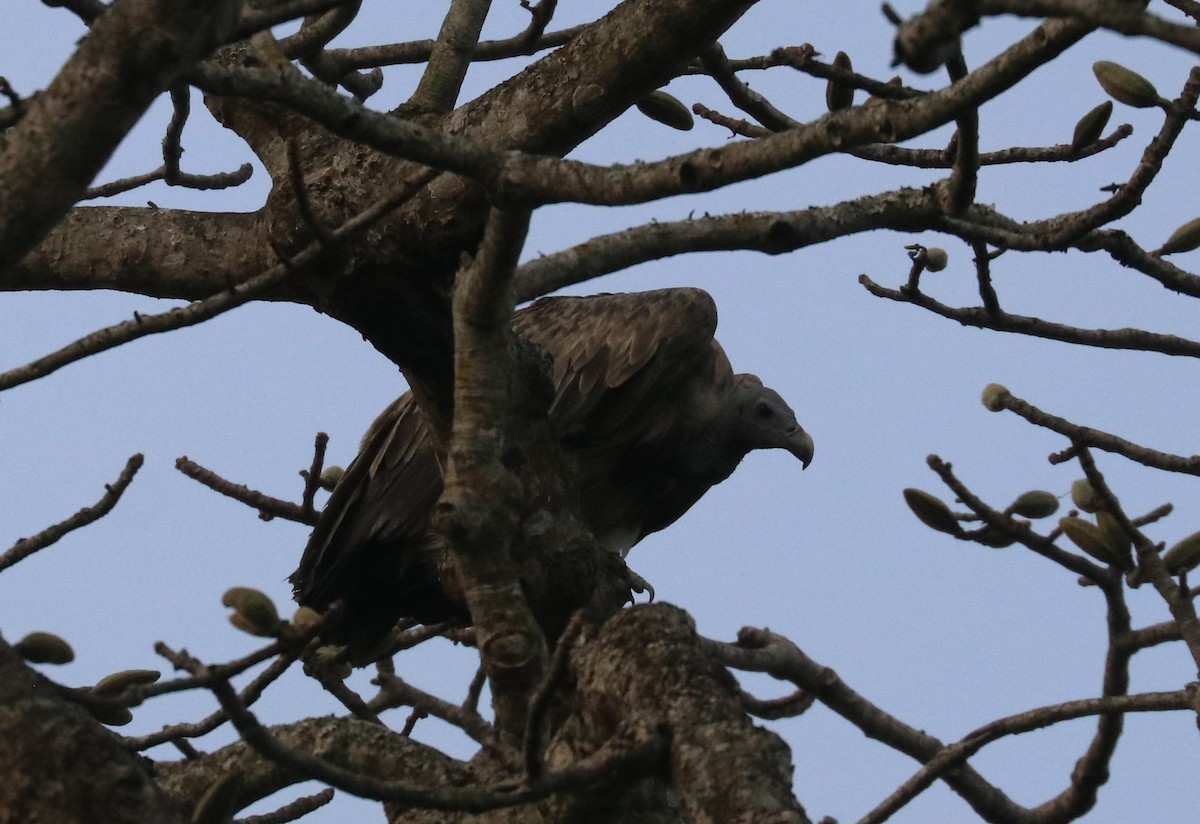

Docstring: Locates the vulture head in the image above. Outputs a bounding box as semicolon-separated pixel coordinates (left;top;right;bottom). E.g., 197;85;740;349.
730;375;814;468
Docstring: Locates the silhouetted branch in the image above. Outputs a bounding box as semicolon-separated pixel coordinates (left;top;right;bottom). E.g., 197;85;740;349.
0;454;143;574
982;388;1200;475
175;456;317;525
861;274;1200;359
704;626;1025;821
372;672;495;745
320;25;584;72
859;689;1191;824
237;788;335;824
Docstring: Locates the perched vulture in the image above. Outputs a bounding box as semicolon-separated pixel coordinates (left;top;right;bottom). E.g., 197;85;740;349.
291;288;813;654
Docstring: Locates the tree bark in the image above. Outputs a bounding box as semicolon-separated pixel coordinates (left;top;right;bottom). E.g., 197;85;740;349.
0;639;189;824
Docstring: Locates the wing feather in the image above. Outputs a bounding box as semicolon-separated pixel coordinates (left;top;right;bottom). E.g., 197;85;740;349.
512;287;721;446
291;393;441;609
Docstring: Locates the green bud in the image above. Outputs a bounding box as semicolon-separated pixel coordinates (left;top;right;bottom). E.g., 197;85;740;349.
903;488;960;535
1161;529;1200;574
1096;511;1134;571
1070;479;1100;513
1092;61;1159;108
14;631;74;665
825;51;854;111
291;606;322;630
1009;490;1059;519
974;526;1016;548
222;587;280;637
92;669;161;698
923;247;948;272
310;645;352;680
1060;516;1121;565
635;90;695;131
318;466;344;489
980;383;1010;412
1069;100;1113;154
1157;216;1200;256
89;703;135;727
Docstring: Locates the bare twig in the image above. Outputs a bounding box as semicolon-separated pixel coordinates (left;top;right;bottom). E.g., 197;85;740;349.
299;432;330;518
517;0;558;48
524;610;584;780
82;163;253;200
699;43;797;132
858;689;1191;824
739;688;815;720
372;672;495;746
408;0;492;113
861;274;1200;361
981;388;1200;475
175;456;318;525
704;627;1023;821
236;788;335;824
125;642;302;750
320;25;584;72
0;454;143;574
463;663;487;715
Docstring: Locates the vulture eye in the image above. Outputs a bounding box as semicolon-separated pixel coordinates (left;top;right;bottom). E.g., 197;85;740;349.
754;402;774;420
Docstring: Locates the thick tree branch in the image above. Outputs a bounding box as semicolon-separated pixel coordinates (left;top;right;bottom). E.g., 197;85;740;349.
8;209;267;299
0;639;189;824
438;206;544;738
0;0;242;271
513;187;942;300
409;0;493;113
979;0;1200;54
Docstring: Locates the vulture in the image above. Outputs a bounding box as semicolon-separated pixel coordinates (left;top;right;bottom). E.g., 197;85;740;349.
291;288;813;654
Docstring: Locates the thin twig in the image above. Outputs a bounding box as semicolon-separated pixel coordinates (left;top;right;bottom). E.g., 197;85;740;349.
0;454;143;574
860;274;1200;361
82;163;253;200
125;643;301;750
524;610;584;780
175;456;318;525
982;388;1200;475
739;688;814;720
371;672;495;746
463;663;487;714
300;432;330;518
857;689;1191;824
236;788;335;824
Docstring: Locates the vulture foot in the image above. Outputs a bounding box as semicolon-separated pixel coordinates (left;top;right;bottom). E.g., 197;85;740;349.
626;567;656;604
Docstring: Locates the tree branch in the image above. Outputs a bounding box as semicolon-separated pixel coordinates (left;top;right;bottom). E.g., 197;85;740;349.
860;274;1200;360
0;454;144;575
0;0;241;270
408;0;492;113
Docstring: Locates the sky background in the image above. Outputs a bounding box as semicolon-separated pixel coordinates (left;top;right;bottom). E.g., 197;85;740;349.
3;2;1200;822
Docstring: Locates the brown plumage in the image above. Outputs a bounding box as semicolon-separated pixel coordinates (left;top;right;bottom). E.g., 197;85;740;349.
291;288;813;653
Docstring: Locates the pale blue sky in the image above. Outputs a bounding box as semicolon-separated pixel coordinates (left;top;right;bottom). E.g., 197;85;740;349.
2;3;1199;822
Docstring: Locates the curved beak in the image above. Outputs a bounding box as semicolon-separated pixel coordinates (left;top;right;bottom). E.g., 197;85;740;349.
788;428;814;469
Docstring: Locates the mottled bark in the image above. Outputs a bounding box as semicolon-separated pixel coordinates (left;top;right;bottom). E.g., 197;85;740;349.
0;639;188;824
0;0;242;271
